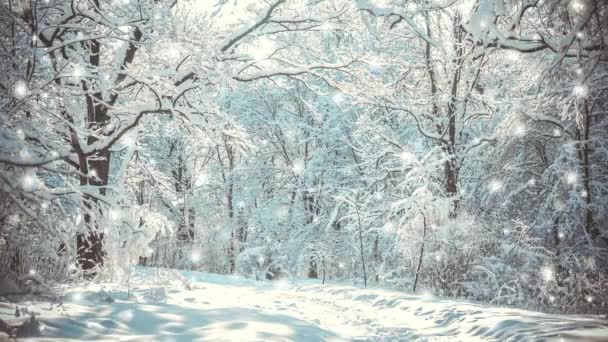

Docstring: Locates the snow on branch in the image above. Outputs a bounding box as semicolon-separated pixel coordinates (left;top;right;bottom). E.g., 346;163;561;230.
219;0;287;53
83;107;171;156
355;0;439;47
463;0;607;62
233;61;356;82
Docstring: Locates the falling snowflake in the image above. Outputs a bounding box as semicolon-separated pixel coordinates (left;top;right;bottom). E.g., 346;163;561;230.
292;159;304;174
29;269;36;275
503;229;510;236
16;129;25;140
586;295;593;303
108;208;120;221
21;173;37;191
13;80;28;99
572;84;589;98
549;295;556;303
73;64;85;78
558;231;565;240
552;129;562;137
565;172;577;185
569;0;586;14
191;249;201;262
488;179;503;193
541;266;554;282
512;123;526;137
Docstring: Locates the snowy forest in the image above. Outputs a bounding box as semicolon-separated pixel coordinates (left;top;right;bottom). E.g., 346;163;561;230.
1;0;608;340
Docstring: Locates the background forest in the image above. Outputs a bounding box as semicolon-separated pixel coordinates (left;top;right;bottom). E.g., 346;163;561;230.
1;0;607;316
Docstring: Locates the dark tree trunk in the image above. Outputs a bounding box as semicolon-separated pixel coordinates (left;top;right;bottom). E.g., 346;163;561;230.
74;11;144;274
308;258;318;278
413;214;427;293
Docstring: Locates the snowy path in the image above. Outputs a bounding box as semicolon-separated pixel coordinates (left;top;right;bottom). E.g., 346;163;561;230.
1;268;607;341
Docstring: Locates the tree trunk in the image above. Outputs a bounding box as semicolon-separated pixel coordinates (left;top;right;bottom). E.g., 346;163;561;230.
413;214;427;293
75;14;144;274
356;208;367;287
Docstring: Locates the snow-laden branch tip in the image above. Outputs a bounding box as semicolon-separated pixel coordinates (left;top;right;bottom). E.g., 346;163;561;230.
463;0;606;62
219;0;287;53
233;61;356;82
83;107;171;156
355;0;438;47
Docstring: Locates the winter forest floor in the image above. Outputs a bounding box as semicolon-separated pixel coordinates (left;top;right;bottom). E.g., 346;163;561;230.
1;268;607;341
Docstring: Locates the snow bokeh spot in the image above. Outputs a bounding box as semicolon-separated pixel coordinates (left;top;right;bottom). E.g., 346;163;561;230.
565;172;577;185
13;80;28;99
569;0;587;14
191;248;202;263
72;292;83;301
572;84;589;98
292;159;304;174
512;123;526;137
488;179;503;193
21;172;37;191
541;266;554;282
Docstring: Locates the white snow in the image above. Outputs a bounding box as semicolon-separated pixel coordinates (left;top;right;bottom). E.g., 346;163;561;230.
1;267;607;341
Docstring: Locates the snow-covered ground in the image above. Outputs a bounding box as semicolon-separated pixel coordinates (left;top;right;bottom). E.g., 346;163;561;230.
1;267;607;341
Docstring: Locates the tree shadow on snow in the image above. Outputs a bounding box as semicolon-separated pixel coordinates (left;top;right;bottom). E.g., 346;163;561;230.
41;299;340;341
